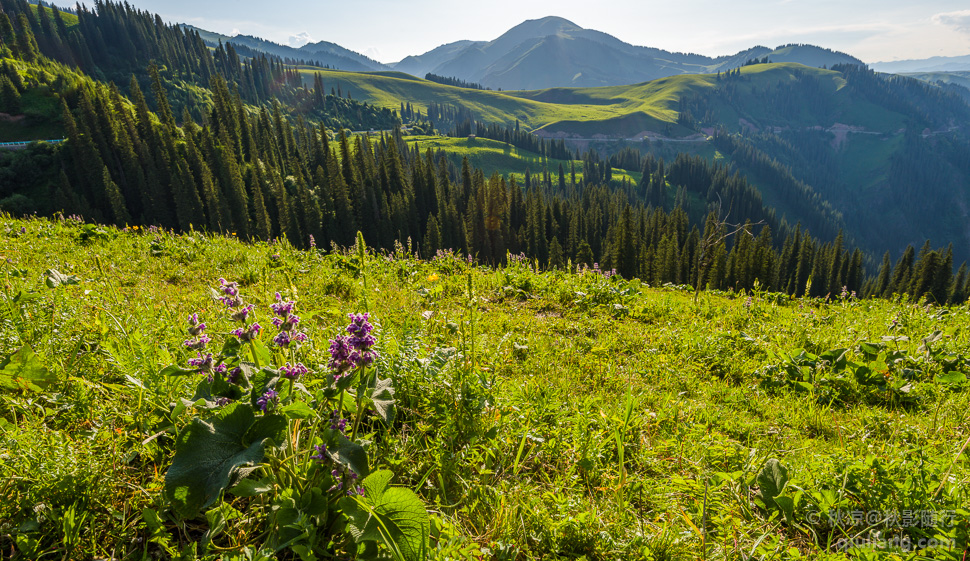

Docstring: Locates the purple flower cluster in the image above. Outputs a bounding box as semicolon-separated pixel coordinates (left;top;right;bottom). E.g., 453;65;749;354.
184;334;211;351
256;389;278;412
274;330;308;347
327;337;355;375
329;468;361;493
218;278;243;308
231;304;256;323
227;366;243;385
309;234;316;249
184;313;210;350
310;443;328;462
330;411;348;433
280;362;310;381
232;322;262;343
188;352;214;373
270;292;307;348
327;313;379;378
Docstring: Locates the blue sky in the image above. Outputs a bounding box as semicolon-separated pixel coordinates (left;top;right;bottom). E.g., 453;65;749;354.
54;0;970;64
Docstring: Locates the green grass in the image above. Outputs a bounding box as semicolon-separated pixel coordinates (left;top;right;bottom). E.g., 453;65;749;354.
300;63;915;142
0;88;65;142
402;134;641;184
1;215;969;559
28;4;80;28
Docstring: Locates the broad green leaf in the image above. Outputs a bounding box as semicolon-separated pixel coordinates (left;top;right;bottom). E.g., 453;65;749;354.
774;495;795;523
164;402;285;517
229;476;274;498
366;376;396;424
250;368;280;410
0;345;55;392
44;268;80;288
300;487;329;516
755;459;789;513
247;340;273;369
859;342;884;360
13;291;40;303
937;371;967;385
334;433;369;478
221;338;241;358
340;470;429;561
281;401;315;420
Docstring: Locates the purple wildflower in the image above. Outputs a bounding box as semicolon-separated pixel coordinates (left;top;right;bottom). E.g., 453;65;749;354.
188;352;214;373
328;335;355;375
346;485;365;497
310;444;328;462
227;366;243;385
214;363;228;376
187;313;206;336
330;412;348;433
270;293;295;318
256;389;278;412
269;293;307;347
309;234;316;249
280;362;310;381
231;304;256;323
232;322;262;343
272;313;301;331
219;278;243;308
346;313;378;364
183;333;211;351
215;397;233;406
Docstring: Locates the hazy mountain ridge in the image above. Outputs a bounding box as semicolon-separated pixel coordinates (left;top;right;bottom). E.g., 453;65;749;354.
184;16;865;90
389;16;865;89
179;24;388;72
872;54;970;73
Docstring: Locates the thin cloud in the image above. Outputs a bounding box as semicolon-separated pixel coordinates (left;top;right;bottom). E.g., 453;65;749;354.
933;10;970;34
288;32;313;48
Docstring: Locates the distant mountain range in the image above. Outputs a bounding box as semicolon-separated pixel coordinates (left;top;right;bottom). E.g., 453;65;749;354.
871;54;970;73
184;16;866;90
180;25;389;72
390;16;865;90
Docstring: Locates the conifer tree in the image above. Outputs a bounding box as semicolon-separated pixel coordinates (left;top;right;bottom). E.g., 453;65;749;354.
0;75;20;113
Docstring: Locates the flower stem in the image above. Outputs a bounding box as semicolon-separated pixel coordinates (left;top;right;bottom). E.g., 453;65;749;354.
248;340;262;369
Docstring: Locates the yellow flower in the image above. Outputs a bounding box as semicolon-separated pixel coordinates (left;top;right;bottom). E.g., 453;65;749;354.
427;274;439;282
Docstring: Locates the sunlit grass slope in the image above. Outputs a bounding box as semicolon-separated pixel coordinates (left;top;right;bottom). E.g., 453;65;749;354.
1;215;969;559
298;63;910;138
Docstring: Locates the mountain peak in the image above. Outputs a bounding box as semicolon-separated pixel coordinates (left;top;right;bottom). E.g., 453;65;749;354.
502;16;582;39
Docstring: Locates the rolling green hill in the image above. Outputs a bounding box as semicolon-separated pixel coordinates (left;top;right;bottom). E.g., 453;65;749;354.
403;135;640;184
297;62;970;261
300;63;929;138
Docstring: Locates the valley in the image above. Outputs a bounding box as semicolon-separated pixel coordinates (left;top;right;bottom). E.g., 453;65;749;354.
1;1;970;559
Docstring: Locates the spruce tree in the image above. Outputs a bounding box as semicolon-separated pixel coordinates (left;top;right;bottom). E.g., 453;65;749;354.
0;75;20;113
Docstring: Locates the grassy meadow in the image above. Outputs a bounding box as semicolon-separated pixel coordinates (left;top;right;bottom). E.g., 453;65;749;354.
297;63;908;140
1;215;969;560
402;135;641;185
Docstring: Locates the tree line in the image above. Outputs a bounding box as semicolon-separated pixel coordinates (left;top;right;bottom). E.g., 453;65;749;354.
2;1;969;302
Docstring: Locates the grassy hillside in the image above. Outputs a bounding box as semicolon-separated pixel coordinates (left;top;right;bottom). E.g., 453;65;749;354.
404;135;641;184
2;215;970;559
300;63;918;138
